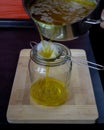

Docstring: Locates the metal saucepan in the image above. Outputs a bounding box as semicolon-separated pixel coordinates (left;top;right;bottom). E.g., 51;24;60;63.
22;0;104;41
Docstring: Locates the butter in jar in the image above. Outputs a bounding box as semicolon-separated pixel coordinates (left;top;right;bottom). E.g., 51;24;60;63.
28;41;72;106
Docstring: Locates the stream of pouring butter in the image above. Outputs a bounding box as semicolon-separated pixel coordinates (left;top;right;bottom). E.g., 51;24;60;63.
30;20;68;107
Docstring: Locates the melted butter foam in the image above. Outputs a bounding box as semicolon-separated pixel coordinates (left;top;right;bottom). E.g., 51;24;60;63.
30;0;96;24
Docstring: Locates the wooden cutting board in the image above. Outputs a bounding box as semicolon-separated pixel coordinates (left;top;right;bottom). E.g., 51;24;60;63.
6;49;98;124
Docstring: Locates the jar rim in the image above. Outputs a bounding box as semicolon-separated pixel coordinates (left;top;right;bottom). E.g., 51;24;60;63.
30;41;71;67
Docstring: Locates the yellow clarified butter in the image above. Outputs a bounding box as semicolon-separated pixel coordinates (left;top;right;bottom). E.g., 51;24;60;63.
38;42;54;58
30;77;68;106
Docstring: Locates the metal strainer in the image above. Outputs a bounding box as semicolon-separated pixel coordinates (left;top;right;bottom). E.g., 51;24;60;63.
30;40;104;70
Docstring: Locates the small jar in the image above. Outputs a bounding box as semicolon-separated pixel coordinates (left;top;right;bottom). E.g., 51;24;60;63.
28;41;72;106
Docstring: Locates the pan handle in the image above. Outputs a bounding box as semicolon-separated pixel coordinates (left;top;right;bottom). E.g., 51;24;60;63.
84;18;103;24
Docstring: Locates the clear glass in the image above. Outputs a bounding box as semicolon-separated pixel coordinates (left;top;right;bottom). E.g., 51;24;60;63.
28;42;72;106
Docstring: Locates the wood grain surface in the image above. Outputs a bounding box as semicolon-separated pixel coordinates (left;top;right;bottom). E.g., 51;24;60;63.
0;0;29;18
6;49;98;124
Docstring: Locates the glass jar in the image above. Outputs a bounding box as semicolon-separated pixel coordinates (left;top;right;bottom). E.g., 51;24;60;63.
28;41;72;106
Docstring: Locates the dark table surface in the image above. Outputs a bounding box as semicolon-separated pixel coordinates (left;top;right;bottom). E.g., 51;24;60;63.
0;27;104;127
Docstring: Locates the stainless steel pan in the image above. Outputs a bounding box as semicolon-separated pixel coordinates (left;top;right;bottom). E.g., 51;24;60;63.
22;0;103;41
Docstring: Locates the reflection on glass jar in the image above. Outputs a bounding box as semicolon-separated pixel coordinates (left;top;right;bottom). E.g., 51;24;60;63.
28;41;72;106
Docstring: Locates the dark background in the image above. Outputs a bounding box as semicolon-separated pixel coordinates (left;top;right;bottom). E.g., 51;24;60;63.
89;24;104;91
